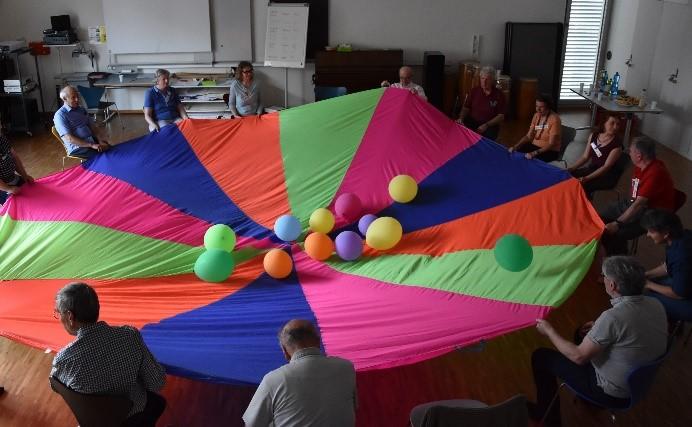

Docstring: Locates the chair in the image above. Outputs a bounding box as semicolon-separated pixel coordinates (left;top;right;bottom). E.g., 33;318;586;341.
314;86;347;102
51;126;86;170
77;85;124;128
542;346;671;424
49;376;133;427
410;394;528;427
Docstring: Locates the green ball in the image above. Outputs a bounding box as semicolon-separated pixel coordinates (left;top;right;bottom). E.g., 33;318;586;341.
494;234;533;272
194;249;235;283
204;224;236;252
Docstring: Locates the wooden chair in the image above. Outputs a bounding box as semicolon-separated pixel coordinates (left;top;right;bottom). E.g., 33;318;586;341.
49;376;133;427
51;126;86;170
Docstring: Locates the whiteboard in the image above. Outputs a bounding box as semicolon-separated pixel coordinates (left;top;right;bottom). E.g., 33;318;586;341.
264;3;309;68
103;0;212;54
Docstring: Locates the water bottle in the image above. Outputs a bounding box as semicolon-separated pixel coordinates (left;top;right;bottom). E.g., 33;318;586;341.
599;69;608;92
611;72;620;97
638;89;647;108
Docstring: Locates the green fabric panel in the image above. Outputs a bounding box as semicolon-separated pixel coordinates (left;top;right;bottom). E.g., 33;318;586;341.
325;241;599;307
1;218;209;280
279;88;383;223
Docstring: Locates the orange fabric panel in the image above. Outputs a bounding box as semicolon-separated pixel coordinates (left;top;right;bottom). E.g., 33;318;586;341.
364;179;603;257
0;257;265;351
178;118;290;229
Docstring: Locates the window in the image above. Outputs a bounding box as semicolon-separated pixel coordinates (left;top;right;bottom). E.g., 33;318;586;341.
560;0;608;100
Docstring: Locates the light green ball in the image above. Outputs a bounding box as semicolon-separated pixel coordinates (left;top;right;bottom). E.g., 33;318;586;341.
204;224;236;252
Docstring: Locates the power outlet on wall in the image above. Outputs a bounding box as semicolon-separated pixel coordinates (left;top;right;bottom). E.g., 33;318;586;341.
472;34;480;58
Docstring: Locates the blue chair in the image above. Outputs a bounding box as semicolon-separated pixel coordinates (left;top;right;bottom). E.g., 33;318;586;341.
77;85;123;128
314;86;347;102
542;345;671;424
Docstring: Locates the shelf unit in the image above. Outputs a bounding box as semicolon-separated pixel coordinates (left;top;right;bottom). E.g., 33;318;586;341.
0;48;45;135
173;79;233;119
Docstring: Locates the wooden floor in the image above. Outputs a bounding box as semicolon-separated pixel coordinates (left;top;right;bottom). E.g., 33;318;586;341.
1;110;691;426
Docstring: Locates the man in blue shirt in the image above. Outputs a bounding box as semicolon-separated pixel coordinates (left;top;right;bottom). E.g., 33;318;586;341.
642;209;692;322
53;86;112;159
143;69;188;132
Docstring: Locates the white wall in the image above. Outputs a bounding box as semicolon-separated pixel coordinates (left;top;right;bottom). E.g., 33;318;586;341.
0;0;567;110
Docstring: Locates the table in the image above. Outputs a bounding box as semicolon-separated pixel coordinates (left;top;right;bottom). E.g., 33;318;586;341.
570;88;663;147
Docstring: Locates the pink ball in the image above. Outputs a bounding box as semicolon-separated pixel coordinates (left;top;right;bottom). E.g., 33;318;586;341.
334;193;362;221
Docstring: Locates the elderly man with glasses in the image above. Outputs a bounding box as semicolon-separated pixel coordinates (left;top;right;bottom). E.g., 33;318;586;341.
527;256;668;426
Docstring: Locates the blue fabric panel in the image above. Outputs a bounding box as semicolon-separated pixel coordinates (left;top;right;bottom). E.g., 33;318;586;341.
86;125;271;240
377;138;571;233
141;268;319;385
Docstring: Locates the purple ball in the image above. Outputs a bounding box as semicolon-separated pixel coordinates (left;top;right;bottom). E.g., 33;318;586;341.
358;214;378;236
334;193;362;221
335;231;363;261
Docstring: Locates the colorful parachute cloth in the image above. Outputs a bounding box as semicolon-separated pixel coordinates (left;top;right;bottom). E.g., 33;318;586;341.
0;88;603;385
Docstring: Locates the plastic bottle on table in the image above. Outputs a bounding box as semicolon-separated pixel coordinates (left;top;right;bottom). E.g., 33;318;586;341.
611;72;620;97
638;89;647;108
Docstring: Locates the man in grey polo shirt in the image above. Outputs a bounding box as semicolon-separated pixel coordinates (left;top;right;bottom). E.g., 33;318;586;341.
243;319;357;427
529;256;667;426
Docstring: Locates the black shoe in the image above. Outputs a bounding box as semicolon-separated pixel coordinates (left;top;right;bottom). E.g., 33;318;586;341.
526;400;562;427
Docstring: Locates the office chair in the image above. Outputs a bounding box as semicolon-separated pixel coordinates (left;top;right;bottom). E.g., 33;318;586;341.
49;376;133;427
410;394;528;427
314;86;348;102
51;126;87;170
77;85;124;129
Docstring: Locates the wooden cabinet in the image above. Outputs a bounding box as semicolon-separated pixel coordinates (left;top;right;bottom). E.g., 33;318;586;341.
314;50;403;93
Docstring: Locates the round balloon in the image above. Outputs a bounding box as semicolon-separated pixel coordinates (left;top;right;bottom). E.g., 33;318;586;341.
335;231;363;261
194;249;235;283
309;208;335;233
263;248;293;279
358;214;378;236
388;175;418;203
304;232;334;261
494;234;533;272
334;193;362;221
274;215;302;242
203;224;236;252
366;217;403;250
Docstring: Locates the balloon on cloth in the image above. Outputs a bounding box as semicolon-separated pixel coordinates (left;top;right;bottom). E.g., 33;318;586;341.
263;248;293;279
274;215;302;242
494;234;533;272
309;208;335;233
203;224;236;252
334;193;362;221
388;174;418;203
335;231;364;261
194;249;235;282
304;232;334;261
358;214;377;236
366;217;403;250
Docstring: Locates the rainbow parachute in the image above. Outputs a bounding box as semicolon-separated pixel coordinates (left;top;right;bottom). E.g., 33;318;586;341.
0;88;603;384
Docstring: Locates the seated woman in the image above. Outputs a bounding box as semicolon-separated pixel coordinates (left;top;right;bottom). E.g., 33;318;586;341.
567;114;624;197
143;69;189;132
509;94;562;162
641;209;692;323
456;66;505;141
229;61;263;117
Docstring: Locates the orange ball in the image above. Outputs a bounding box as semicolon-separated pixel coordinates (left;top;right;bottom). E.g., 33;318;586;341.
263;248;293;279
304;232;334;261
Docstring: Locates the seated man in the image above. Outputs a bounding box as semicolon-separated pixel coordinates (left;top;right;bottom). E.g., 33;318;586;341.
509;94;562;162
456;66;505;140
381;66;427;100
143;68;189;132
599;136;676;255
641;209;692;322
51;283;166;426
243;319;357;427
54;86;112;159
0;122;34;206
530;256;668;427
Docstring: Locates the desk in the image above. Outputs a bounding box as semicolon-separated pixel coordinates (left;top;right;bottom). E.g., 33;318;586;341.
570;88;663;147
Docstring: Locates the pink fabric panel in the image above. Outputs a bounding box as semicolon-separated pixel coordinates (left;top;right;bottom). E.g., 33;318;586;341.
294;250;550;370
2;167;208;246
329;88;481;224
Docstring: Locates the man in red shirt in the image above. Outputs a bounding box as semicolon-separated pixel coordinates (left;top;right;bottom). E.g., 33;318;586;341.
456;66;506;141
599;136;676;254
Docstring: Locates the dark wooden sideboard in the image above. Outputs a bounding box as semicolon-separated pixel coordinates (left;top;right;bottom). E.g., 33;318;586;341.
314;49;403;93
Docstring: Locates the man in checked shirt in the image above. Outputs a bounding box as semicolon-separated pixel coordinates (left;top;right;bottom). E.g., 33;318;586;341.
51;282;167;426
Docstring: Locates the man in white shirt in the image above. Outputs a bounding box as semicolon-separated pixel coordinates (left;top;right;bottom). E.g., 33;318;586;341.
243;319;357;427
381;66;427;100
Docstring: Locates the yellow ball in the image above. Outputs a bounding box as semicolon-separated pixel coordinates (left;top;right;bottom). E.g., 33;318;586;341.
309;208;335;233
366;217;403;250
388;175;418;203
